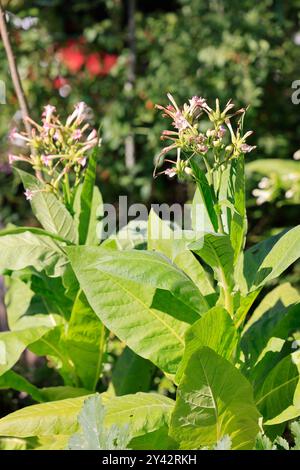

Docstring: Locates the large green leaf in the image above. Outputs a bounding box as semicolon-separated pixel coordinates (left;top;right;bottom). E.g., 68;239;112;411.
62;291;108;390
236;226;300;294
0;395;88;437
18;169;77;243
170;347;260;450
0;326;49;376
242;283;300;365
68;248;207;315
175;307;238;383
0;231;68;277
255;351;300;424
0;392;174;441
103;393;174;440
67;247;203;374
189;232;234;290
148;210;214;296
111;347;155;396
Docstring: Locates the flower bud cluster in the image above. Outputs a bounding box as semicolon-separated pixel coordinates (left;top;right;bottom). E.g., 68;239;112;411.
8;102;99;201
155;94;256;179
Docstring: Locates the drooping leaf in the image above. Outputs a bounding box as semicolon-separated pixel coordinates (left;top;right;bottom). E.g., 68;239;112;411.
68;248;207;315
189;232;234;290
175;307;238;383
0;231;68;277
242;283;300;365
62;291;108;390
67;247;206;374
170;347;260;450
0;326;49;376
18;169;77;243
265;406;300;426
148;209;214;296
236;226;300;294
0;395;89;437
0;392;174;442
112;347;155;396
255;351;300;424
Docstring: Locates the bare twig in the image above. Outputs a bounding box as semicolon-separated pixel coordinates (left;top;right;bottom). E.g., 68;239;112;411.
125;0;136;169
0;2;31;136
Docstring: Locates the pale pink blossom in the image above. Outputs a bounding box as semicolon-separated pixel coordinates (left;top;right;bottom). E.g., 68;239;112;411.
78;156;87;167
42;104;56;122
164;168;177;178
41;154;51;166
8;154;18;164
240;143;256;153
72;129;82;140
173;111;189;131
87;129;97;141
24;189;33;200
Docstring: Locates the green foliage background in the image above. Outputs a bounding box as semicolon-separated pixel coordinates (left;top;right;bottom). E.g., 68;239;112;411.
0;0;300;221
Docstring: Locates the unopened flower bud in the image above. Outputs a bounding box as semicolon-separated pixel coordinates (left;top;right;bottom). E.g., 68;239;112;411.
184;166;193;175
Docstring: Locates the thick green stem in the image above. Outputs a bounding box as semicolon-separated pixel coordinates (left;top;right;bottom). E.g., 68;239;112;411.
63;172;71;207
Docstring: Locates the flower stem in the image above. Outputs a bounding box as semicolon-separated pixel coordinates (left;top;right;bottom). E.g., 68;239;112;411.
63;172;71;208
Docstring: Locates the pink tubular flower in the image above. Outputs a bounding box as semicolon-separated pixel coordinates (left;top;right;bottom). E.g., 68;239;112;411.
42;104;56;123
173;111;189;131
8;128;29;143
8;154;18;164
41;154;51;166
24;189;33;200
189;96;207;109
72;129;82;140
240;143;256;153
218;125;226;138
197;144;208;154
87;129;97;141
164;168;177;178
78;156;87;167
66;101;87;126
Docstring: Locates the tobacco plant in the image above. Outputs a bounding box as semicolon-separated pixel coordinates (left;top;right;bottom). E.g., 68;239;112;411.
0;96;300;450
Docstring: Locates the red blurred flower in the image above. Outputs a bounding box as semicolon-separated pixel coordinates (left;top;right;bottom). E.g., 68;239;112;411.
53;76;68;89
86;52;102;76
102;53;118;74
57;40;85;73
